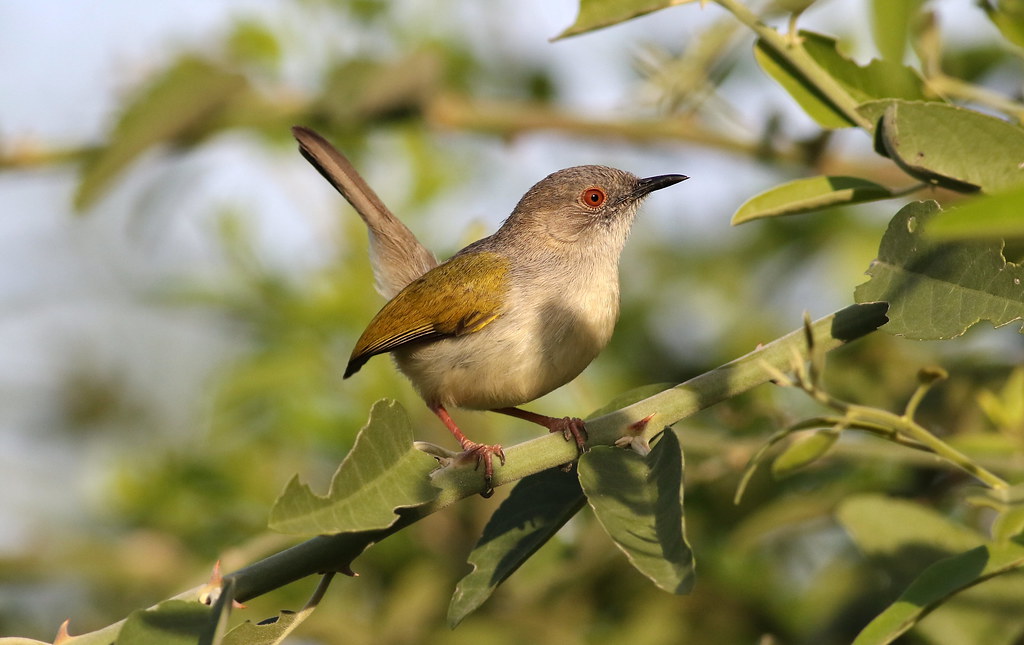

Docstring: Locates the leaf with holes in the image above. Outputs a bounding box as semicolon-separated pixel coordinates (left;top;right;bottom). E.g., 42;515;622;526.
855;201;1024;339
115;600;220;645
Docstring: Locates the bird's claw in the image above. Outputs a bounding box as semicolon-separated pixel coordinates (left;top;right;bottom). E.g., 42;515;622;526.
547;416;588;453
458;442;505;497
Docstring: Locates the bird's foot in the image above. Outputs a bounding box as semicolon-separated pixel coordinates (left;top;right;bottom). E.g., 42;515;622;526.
492;408;588;453
457;441;506;498
545;416;588;453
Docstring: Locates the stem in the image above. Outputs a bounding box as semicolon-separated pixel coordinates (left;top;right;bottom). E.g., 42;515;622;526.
712;0;872;130
927;74;1024;123
848;403;1009;490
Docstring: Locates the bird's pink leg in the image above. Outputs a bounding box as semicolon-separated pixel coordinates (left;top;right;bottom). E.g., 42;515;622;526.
492;407;588;452
430;404;505;497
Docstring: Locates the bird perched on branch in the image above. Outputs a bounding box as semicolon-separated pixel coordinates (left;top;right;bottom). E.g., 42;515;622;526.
293;126;686;495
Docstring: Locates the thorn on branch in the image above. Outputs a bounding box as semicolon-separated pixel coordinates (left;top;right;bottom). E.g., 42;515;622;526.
54;619;72;644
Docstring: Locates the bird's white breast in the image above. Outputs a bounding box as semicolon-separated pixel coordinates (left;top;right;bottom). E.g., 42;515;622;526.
394;261;620;410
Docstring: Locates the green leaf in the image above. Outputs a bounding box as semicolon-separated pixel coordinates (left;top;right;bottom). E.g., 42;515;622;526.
116;600;216;645
854;200;1024;339
556;0;693;40
222;612;303;645
801;32;929;103
754;31;929;129
754;40;852;129
966;483;1024;541
925;183;1024;240
870;0;924;62
448;468;585;627
771;428;840;478
981;0;1024;49
878;100;1024;193
731;175;896;224
852;538;1024;645
844;491;1024;645
838;494;986;559
268;400;439;535
227;20;281;69
578;427;694;593
75;56;248;211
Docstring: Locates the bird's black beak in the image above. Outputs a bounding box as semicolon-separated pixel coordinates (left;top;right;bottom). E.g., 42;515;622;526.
635;174;689;198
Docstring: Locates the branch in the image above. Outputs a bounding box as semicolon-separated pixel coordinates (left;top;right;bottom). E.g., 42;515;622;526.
424;94;805;162
227;302;888;601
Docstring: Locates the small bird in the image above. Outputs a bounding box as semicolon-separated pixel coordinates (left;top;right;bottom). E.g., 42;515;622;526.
293;127;686;494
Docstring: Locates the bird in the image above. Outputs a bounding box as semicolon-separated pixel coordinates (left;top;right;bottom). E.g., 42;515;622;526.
292;126;687;495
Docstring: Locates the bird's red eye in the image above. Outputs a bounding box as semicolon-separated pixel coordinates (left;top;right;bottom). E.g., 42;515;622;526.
581;187;606;208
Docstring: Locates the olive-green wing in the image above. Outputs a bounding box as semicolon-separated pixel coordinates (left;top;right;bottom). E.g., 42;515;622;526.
344;251;509;377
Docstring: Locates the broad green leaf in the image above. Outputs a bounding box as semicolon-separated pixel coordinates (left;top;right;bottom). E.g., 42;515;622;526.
870;0;924;62
269;400;439;535
448;468;585;627
852;538;1024;645
556;0;694;40
731;175;896;224
771;428;840;478
116;600;216;645
838;494;986;559
75;56;248;211
754;39;852;129
878;100;1024;193
854;201;1024;340
926;183;1024;240
981;0;1024;49
754;31;929;129
578;427;694;593
801;32;929;104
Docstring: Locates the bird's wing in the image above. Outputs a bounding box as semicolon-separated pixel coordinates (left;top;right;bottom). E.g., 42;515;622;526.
292;126;438;298
344;251;510;377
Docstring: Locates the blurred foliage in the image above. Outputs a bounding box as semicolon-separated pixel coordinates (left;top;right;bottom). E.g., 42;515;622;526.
3;0;1024;644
